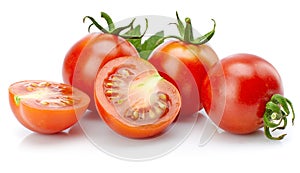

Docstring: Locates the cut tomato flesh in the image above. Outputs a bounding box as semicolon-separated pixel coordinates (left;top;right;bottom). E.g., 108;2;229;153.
94;56;181;138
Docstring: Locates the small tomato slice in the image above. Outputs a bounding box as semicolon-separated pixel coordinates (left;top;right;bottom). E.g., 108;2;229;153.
9;80;90;134
94;56;181;138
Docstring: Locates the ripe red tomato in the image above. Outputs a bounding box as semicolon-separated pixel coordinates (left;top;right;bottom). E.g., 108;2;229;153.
148;41;219;116
94;56;181;138
9;80;90;134
201;54;285;135
148;14;218;116
62;33;138;111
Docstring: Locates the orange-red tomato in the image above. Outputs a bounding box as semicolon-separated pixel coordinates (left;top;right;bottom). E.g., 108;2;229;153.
148;41;219;116
62;33;139;111
9;80;90;134
94;56;181;138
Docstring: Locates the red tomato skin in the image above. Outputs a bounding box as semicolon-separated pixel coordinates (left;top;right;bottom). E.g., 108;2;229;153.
148;40;219;116
62;33;139;110
201;54;283;134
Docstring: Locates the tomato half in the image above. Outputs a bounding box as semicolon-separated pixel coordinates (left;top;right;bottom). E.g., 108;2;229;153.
9;80;90;134
201;54;284;134
62;33;139;111
94;56;181;138
148;41;219;116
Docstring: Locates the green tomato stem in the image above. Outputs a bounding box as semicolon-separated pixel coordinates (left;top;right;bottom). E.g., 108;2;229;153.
263;94;295;140
101;12;115;31
165;11;216;45
83;11;147;40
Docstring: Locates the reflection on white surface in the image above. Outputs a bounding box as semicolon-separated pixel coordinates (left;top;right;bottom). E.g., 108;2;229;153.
78;110;199;161
19;122;86;148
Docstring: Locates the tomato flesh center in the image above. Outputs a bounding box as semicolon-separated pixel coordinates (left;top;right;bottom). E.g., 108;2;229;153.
15;81;79;108
103;67;170;125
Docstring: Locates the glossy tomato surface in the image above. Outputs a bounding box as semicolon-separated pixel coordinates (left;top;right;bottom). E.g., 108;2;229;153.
94;56;181;138
9;80;90;134
148;40;219;116
62;33;139;110
201;54;283;134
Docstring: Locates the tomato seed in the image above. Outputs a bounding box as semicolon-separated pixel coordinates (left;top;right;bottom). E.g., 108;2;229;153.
40;100;49;105
26;86;34;91
60;100;73;106
38;81;50;87
30;83;38;87
157;101;167;109
149;110;156;119
158;93;167;101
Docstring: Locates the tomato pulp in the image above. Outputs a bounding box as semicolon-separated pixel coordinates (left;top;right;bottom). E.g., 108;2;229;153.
94;56;181;138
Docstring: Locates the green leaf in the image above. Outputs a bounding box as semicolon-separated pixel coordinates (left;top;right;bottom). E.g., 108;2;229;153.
140;31;164;59
176;11;185;37
125;25;142;52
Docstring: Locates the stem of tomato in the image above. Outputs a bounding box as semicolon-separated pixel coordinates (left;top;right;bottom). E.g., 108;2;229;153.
263;94;295;140
161;12;216;45
184;18;194;42
83;12;148;40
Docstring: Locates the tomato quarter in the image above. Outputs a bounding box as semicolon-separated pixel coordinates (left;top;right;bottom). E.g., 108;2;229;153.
9;80;90;134
94;56;181;138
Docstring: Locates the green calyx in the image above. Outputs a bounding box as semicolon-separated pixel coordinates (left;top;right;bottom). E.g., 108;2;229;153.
83;12;148;40
164;11;216;45
263;94;295;140
14;95;21;106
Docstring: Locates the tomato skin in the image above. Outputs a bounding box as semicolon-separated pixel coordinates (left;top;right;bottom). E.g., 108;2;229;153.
201;54;283;134
62;33;139;111
9;80;90;134
148;40;219;116
94;56;181;138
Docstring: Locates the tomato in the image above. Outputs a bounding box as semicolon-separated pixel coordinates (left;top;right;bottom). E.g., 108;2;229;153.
62;33;138;111
9;80;90;134
94;56;181;138
148;41;218;116
148;14;218;116
201;53;285;135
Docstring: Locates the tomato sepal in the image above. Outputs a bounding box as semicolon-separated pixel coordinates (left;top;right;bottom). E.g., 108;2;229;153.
83;11;148;40
263;94;295;140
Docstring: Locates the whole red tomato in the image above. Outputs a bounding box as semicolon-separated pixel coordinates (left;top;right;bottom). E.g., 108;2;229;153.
201;53;295;140
148;13;219;116
62;12;142;111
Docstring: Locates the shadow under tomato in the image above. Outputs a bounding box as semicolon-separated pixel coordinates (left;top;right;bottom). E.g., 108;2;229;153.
196;112;284;147
76;108;200;161
18;110;94;149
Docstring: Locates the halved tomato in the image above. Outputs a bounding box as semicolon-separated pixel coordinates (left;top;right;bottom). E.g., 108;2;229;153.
9;80;90;134
94;56;181;138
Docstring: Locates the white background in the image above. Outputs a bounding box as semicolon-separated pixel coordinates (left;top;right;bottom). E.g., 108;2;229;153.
1;0;299;172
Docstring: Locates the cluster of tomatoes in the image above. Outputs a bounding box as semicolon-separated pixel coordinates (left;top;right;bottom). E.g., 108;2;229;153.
8;12;295;140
